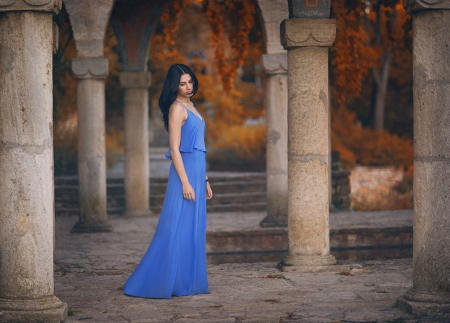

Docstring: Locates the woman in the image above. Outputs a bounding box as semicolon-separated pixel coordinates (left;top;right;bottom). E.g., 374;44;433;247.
123;64;212;299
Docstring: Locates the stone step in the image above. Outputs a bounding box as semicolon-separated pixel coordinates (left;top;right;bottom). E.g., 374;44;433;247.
55;201;267;216
56;191;266;211
54;172;266;184
205;210;414;262
55;176;266;195
55;172;267;215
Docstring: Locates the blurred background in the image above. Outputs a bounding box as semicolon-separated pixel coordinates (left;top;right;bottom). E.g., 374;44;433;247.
52;0;413;212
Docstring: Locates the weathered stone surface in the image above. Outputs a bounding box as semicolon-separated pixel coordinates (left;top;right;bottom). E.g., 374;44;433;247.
73;77;112;232
64;1;114;232
283;18;336;271
207;210;414;257
120;71;151;88
288;159;329;255
122;72;152;217
53;214;450;322
0;0;61;13
281;18;336;49
403;0;450;11
412;12;450;159
262;53;287;75
287;48;329;156
72;57;108;79
288;0;331;18
63;0;115;57
0;10;66;322
261;54;288;227
397;9;450;315
256;0;288;54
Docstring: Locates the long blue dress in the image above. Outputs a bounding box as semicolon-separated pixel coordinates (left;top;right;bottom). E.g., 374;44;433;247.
123;100;209;299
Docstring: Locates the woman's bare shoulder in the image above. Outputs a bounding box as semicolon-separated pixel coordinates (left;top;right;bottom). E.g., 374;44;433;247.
169;101;187;119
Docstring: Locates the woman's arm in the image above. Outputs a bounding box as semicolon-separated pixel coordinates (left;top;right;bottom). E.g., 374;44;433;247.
169;102;196;201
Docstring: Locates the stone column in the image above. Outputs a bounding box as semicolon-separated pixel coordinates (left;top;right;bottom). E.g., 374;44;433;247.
397;0;450;314
0;1;68;322
280;18;336;271
71;58;113;233
120;72;152;217
260;53;288;227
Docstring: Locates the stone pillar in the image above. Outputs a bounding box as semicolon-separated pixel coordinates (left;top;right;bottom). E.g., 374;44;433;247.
71;58;113;233
260;53;288;227
280;18;336;271
120;72;152;217
397;0;450;314
0;2;68;322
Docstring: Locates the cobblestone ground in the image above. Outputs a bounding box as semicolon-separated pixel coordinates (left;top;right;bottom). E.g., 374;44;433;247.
55;215;448;323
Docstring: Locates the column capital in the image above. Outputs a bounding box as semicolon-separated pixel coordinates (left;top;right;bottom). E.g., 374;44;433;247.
280;18;336;49
262;53;287;75
0;0;61;13
119;71;152;89
72;57;108;80
403;0;450;12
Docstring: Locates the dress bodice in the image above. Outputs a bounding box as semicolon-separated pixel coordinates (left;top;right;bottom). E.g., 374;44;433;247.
165;101;206;160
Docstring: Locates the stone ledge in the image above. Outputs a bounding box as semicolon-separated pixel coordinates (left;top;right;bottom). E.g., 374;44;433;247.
0;0;61;13
403;0;450;12
119;71;152;89
71;57;108;79
280;18;336;49
262;53;287;75
206;226;413;254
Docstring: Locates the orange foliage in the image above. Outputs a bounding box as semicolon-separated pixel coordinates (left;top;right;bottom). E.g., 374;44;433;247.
331;0;411;107
331;0;413;169
331;1;373;106
332;106;413;169
203;0;255;92
150;1;265;170
157;0;255;93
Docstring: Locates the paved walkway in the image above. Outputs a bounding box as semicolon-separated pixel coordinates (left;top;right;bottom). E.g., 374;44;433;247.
53;148;439;322
54;213;449;323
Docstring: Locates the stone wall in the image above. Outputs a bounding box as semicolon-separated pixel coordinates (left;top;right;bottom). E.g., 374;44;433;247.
349;166;412;211
331;151;351;211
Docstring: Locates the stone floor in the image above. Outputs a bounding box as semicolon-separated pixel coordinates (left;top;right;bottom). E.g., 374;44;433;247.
54;213;450;323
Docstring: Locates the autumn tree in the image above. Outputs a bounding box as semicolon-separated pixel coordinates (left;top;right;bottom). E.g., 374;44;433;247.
148;0;265;170
331;0;411;131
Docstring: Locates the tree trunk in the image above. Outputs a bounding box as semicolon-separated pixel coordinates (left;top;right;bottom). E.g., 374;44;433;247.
372;49;392;131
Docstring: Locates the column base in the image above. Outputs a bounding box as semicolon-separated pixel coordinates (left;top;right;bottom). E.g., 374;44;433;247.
280;254;336;272
122;209;153;217
71;220;113;233
0;295;68;323
397;289;450;315
260;214;287;227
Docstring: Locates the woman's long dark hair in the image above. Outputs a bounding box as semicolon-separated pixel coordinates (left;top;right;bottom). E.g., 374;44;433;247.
159;64;199;131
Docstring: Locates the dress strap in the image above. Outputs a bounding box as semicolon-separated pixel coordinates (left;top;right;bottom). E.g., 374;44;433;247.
175;99;188;111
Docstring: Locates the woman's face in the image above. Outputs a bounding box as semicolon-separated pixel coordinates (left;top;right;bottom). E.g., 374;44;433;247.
177;73;194;99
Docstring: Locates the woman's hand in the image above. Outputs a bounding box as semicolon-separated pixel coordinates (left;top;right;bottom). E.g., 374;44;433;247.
183;181;196;201
206;181;213;200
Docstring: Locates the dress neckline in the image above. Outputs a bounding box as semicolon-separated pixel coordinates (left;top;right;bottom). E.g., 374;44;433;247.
176;99;203;122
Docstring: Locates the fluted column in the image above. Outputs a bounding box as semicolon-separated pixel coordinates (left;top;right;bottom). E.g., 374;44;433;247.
397;0;450;314
260;53;288;227
280;18;336;271
120;72;152;217
71;58;113;233
0;1;68;322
